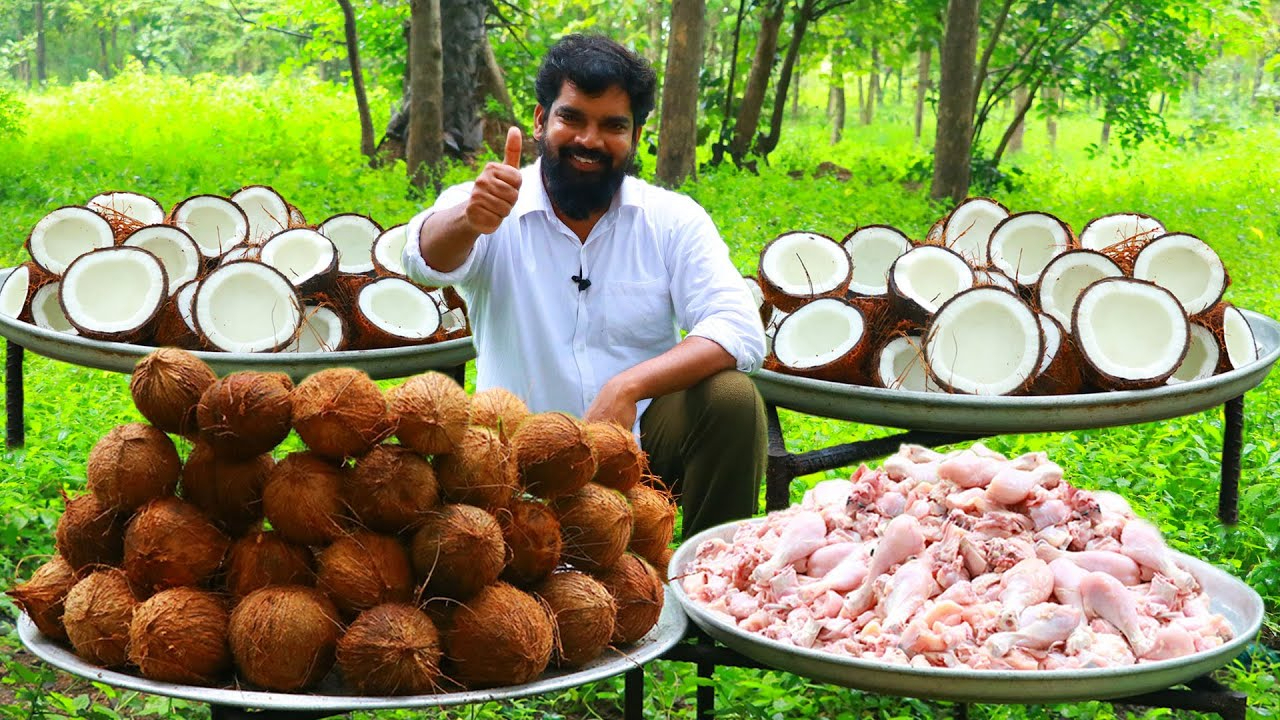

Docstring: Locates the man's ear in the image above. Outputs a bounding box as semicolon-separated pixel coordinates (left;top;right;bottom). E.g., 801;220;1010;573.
632;124;644;145
533;104;546;141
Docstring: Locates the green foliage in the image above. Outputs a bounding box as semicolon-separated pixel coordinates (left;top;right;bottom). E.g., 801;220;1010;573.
0;85;23;137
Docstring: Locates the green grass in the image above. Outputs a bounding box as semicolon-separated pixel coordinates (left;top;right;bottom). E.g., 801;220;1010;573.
1;68;1279;719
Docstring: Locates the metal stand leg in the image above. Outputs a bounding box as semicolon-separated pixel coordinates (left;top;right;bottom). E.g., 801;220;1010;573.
695;660;715;720
448;362;467;388
1219;396;1244;525
956;703;969;720
6;340;23;449
624;667;644;720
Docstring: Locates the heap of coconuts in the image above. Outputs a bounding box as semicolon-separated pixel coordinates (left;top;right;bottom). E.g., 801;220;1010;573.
8;347;673;696
754;198;1260;395
0;187;470;353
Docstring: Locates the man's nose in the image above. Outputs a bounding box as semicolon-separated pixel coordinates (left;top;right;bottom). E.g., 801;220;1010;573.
576;124;606;150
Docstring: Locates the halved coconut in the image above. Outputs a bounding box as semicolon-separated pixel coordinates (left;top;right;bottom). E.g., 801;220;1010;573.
841;225;913;296
757;232;852;312
872;332;937;392
88;192;166;229
1072;278;1190;390
973;267;1017;292
193;261;302;353
169;195;250;259
352;277;441;349
30;282;77;334
1079;213;1165;251
924;287;1043;396
230;185;291;242
1197;302;1258;373
440;307;469;336
283;305;348;353
743;276;773;330
25;206;115;275
1028;313;1083;395
887;245;975;322
987;212;1076;288
1036;250;1124;328
220;244;260;264
60;247;167;343
373;224;409;276
0;263;50;322
1131;233;1228;316
153;280;202;349
259;229;339;296
937;197;1009;265
766;298;870;384
122;225;201;292
288;204;307;228
1168;323;1220;384
318;214;382;274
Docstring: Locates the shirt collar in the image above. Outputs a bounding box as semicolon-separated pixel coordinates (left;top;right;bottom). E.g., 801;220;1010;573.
512;157;644;220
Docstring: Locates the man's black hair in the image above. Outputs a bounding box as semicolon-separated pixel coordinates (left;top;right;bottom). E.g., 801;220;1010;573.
534;34;657;128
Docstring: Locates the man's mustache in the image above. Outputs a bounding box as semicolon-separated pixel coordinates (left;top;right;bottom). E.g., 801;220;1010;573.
559;145;611;168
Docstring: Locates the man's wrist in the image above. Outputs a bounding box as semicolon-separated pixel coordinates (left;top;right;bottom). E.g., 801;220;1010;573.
609;372;646;406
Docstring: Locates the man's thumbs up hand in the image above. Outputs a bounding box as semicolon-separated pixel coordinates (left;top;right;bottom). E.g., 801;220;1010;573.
503;127;523;168
465;127;524;235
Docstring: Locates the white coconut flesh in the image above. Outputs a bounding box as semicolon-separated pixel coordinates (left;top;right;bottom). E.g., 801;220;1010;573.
974;268;1017;292
743;276;765;310
28;207;115;275
220;245;257;264
1038;251;1124;328
1037;314;1062;376
373;224;409;275
359;278;441;340
31;282;76;334
61;248;166;334
259;229;337;288
195;262;301;352
1169;324;1220;384
988;213;1072;285
925;288;1042;395
877;334;933;392
0;266;30;318
288;205;306;226
1073;280;1189;381
231;186;290;242
319;215;381;274
943;199;1008;265
173;196;249;258
441;308;468;334
175;281;199;333
891;246;974;314
761;232;851;297
1131;234;1226;315
287;306;344;353
123;226;201;291
1079;213;1165;251
87;192;165;225
1222;305;1258;369
772;298;865;370
843;226;912;295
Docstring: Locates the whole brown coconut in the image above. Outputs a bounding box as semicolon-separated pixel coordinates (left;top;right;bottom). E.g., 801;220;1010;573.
388;372;470;455
551;483;632;572
123;497;230;595
653;547;674;578
262;451;348;546
180;440;273;535
345;444;440;533
533;571;616;668
130;348;217;435
317;532;414;618
594;554;665;645
291;367;396;460
129;587;230;685
337;603;442;695
410;504;506;600
445;582;553;688
514;413;597;500
625;483;677;566
586;422;644;493
434;426;518;509
225;528;314;601
469;388;530;439
196;371;293;459
63;569;137;667
6;555;78;641
55;493;124;572
498;499;562;587
86;423;180;512
230;586;341;691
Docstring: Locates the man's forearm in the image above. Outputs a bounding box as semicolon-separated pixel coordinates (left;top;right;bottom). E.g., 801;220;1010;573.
419;204;482;273
612;336;737;402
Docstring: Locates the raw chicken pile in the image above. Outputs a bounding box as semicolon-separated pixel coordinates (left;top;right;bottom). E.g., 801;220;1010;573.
681;444;1234;670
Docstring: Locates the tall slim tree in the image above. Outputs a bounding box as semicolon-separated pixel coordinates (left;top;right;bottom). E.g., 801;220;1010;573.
656;0;706;187
727;1;785;164
35;0;46;86
441;1;487;156
406;0;444;188
929;0;981;203
914;43;931;141
336;0;376;160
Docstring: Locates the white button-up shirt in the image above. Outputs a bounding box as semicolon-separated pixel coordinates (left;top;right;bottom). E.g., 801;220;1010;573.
402;160;765;427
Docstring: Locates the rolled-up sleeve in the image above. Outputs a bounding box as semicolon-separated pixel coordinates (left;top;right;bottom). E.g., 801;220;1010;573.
401;182;488;287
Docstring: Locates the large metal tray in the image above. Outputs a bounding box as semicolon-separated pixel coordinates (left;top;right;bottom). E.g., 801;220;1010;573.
17;599;687;712
0;268;476;382
753;310;1280;433
669;521;1262;704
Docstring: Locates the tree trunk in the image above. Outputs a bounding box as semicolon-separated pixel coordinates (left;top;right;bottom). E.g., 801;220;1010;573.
755;0;814;157
1007;85;1027;153
1252;55;1266;101
406;0;444;187
35;0;46;86
828;83;845;145
791;73;800;118
1158;91;1167;114
914;45;931;141
647;5;665;65
710;0;748;165
1099;119;1111;150
896;65;903;103
656;0;705;188
929;0;982;203
441;1;487;157
868;42;880;119
1043;86;1059;151
727;1;785;164
336;0;377;160
99;29;111;78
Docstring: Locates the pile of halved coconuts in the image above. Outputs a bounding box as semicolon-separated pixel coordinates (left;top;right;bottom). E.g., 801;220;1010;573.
752;197;1259;395
8;348;671;695
0;188;468;352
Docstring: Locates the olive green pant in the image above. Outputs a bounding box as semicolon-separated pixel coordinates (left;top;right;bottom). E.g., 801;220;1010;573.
639;370;767;538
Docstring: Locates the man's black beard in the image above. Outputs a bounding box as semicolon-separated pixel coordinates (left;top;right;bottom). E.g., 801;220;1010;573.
539;136;635;221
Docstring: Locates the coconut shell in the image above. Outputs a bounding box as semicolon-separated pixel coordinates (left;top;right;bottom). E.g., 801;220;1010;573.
230;586;341;691
625;483;676;566
337;603;443;695
180;441;273;536
317;532;414;618
152;282;204;350
389;372;470;455
434;426;518;509
346;443;440;533
123;497;230;595
6;555;79;641
86;423;180;512
225;528;315;601
129;348;217;435
533;571;616;668
1027;314;1085;395
262;451;349;546
445;582;553;688
585;422;644;492
498;498;562;587
129;587;231;685
55;493;125;572
551;482;632;572
514;413;598;500
1196;301;1256;373
291;367;396;460
63;569;138;667
196;371;293;459
411;504;506;600
593;553;665;645
469;388;530;439
756;231;852;313
7;261;54;324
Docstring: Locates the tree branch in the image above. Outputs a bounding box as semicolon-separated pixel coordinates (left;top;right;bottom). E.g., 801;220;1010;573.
972;0;1015;112
223;0;314;40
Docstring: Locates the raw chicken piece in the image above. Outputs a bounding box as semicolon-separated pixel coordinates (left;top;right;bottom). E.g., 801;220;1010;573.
802;479;854;509
986;462;1063;505
804;542;860;578
1036;543;1142;586
798;548;869;600
880;559;941;631
985;603;1081;656
997;558;1055;628
1143;625;1197;661
750;510;827;583
1120;519;1197;590
1080;572;1153;656
1048;557;1090;610
841;514;925;617
1010;451;1050;471
938;451;1004;489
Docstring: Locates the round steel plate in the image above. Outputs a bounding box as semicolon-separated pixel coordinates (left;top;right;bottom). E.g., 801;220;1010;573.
669;521;1262;704
752;310;1280;433
18;600;687;712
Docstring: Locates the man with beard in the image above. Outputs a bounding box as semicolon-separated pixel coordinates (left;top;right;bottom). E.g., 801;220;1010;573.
403;34;766;536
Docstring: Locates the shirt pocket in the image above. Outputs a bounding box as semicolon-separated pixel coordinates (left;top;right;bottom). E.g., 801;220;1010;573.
603;280;676;348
